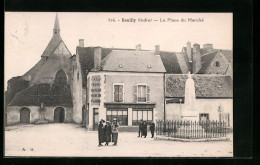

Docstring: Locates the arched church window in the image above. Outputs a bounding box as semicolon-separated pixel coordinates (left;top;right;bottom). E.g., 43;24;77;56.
54;69;67;85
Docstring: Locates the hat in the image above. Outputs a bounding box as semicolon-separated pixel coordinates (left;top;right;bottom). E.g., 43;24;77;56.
112;118;117;121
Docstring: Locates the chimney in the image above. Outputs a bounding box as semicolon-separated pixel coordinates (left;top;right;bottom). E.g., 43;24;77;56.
192;43;202;73
79;39;84;47
193;43;200;53
155;45;160;55
186;41;192;62
94;47;102;71
136;44;141;51
203;43;213;52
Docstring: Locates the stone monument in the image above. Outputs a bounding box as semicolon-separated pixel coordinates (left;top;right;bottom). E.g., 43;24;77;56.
181;72;199;121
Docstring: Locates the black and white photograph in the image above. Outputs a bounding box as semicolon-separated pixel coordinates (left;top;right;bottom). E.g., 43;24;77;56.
4;12;233;157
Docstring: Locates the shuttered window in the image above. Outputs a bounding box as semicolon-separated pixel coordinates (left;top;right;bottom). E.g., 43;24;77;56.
134;85;150;103
114;85;123;102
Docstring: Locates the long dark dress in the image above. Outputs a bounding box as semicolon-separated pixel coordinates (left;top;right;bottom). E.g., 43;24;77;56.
150;123;155;137
105;125;112;143
142;122;147;137
138;121;143;137
98;123;105;144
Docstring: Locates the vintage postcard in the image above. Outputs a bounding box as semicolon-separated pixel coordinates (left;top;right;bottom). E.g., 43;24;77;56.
4;12;233;157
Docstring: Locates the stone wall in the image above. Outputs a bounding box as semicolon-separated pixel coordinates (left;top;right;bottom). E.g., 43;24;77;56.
31;41;72;85
71;50;84;124
166;98;233;127
205;52;230;75
6;106;73;125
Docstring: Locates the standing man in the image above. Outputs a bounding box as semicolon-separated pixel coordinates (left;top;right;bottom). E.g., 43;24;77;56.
142;121;148;138
138;119;143;137
150;122;155;138
111;117;120;146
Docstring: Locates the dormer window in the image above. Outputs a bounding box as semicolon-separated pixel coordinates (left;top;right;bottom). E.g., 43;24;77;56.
215;61;220;67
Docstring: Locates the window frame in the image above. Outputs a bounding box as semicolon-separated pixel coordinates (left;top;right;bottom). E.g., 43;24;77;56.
199;113;210;121
106;108;128;126
137;83;147;103
215;61;220;67
113;83;124;103
132;108;153;126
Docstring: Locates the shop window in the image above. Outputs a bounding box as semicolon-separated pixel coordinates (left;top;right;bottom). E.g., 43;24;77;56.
114;84;123;102
106;109;128;126
132;109;153;126
219;112;230;127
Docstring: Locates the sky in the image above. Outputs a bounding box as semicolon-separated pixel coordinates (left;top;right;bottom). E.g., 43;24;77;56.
4;12;233;90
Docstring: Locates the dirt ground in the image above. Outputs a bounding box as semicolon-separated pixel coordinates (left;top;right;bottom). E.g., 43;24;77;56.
4;123;233;157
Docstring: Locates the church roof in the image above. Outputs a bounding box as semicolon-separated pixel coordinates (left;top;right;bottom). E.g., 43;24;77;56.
41;34;63;57
54;13;60;30
41;14;63;57
8;83;73;107
166;74;233;98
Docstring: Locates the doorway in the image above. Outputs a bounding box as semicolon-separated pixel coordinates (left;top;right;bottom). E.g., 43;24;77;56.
20;107;30;123
199;113;209;122
93;108;99;130
54;107;65;123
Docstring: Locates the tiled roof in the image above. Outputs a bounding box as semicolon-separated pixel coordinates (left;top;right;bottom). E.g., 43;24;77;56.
166;74;233;98
160;51;183;73
175;52;189;74
8;83;73;107
100;50;166;72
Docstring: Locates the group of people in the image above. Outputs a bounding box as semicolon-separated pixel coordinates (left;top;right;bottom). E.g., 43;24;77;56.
98;117;119;147
98;118;155;147
138;119;155;138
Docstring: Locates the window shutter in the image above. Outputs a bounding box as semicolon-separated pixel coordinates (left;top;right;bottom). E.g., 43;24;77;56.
119;85;123;102
133;86;137;102
147;86;150;102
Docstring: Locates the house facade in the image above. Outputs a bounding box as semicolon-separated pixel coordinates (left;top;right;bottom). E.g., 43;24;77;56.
85;47;166;130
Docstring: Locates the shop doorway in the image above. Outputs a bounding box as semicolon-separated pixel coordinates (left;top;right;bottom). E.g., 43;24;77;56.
93;108;99;130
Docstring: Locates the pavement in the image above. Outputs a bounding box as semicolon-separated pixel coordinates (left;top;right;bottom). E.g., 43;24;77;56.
4;123;233;157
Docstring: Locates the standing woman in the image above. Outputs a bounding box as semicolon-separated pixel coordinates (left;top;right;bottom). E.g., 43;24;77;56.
111;117;120;146
98;119;105;147
104;121;112;146
142;121;148;138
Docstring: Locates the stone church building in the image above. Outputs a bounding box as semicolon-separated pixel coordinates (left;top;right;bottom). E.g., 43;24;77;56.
5;15;233;129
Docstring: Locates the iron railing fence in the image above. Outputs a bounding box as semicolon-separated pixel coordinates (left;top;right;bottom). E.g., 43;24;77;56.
156;120;227;139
